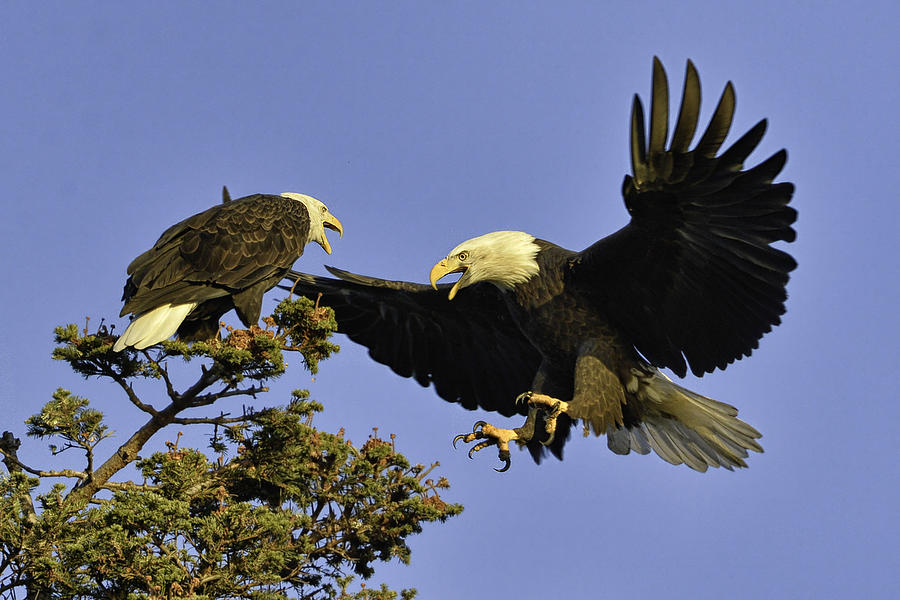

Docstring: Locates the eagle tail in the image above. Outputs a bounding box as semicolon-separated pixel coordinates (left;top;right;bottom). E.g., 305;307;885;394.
607;369;763;472
113;302;198;351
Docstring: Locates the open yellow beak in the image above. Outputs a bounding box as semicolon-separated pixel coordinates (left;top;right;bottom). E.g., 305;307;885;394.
430;259;467;300
320;215;344;255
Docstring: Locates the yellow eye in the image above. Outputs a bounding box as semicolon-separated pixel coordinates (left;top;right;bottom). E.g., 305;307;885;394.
458;251;469;261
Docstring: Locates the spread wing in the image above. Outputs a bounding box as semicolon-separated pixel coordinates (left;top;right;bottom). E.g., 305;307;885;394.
283;267;541;417
573;57;797;377
122;194;312;316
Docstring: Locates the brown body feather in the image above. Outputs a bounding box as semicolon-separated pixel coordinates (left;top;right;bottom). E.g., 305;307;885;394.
115;192;319;350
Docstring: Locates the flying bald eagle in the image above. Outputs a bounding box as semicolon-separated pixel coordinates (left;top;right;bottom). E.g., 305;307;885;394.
113;188;342;351
285;58;797;472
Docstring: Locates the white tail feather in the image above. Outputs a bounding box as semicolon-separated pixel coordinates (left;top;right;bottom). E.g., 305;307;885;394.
113;302;198;351
608;369;763;472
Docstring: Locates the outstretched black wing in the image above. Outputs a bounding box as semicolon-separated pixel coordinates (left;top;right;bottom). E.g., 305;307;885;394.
283;267;541;417
122;193;313;326
574;58;797;377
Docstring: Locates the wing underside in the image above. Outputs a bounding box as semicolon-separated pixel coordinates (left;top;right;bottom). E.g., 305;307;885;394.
283;268;541;417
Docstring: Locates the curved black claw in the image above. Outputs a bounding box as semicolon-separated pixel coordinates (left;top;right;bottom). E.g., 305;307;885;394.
452;421;489;450
467;437;498;459
515;391;533;406
494;449;511;472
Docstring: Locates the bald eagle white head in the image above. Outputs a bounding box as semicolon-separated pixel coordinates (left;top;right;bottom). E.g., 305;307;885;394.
281;192;343;255
429;230;541;299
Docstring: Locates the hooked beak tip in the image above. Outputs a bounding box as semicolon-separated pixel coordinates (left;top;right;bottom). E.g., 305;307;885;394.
324;217;343;239
429;260;449;291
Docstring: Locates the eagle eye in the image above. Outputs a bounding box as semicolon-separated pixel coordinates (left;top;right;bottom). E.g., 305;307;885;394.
457;251;469;261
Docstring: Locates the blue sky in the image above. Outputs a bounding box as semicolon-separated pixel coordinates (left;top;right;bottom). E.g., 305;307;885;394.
1;2;898;598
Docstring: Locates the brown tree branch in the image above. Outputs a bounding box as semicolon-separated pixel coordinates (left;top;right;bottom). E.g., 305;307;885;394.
65;363;227;506
171;414;252;426
104;368;159;416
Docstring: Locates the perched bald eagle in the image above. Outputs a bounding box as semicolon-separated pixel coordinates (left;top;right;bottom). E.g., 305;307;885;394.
285;58;797;472
113;188;342;351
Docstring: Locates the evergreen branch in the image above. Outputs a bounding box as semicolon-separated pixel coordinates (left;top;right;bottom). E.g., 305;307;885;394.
0;578;22;595
170;414;253;426
98;481;160;493
85;443;94;476
30;469;88;481
64;363;245;504
0;434;40;478
153;356;178;402
104;367;159;416
186;383;268;408
173;363;227;406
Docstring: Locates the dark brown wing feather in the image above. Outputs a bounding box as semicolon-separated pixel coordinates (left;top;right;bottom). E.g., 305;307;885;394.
574;57;797;377
121;194;312;327
282;267;541;417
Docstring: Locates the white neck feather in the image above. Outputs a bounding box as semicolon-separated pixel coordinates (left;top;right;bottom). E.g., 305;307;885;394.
281;192;325;246
452;230;541;290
